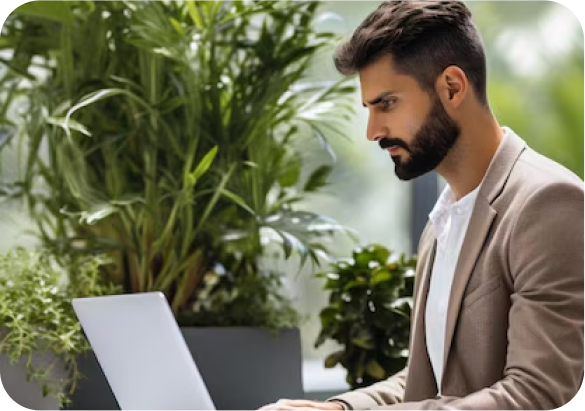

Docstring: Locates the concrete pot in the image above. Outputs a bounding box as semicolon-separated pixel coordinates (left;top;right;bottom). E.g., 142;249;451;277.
0;351;67;410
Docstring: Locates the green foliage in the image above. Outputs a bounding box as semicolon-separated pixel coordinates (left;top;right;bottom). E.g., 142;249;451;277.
489;50;584;179
315;244;416;389
0;1;356;327
0;248;120;406
177;269;300;331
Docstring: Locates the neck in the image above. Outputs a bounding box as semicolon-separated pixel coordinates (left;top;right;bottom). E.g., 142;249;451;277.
436;109;504;201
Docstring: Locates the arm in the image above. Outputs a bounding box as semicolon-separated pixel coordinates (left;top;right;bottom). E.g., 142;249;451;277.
372;182;584;410
327;368;408;410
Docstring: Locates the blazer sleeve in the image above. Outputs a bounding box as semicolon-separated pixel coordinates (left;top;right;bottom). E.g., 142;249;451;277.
327;368;408;410
369;181;584;410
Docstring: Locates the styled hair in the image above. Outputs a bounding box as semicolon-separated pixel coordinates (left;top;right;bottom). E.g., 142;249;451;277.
334;1;488;106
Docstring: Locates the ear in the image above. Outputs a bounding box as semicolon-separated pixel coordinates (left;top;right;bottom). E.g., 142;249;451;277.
435;65;467;109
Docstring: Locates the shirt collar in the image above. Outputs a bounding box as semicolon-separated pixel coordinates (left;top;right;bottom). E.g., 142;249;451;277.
429;183;479;224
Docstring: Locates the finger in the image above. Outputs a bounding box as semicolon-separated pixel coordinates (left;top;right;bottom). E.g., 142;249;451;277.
258;403;279;410
258;405;304;411
278;400;343;410
269;399;339;411
258;401;302;411
276;400;323;407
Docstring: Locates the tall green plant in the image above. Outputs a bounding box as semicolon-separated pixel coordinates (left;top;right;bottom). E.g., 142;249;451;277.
0;1;356;326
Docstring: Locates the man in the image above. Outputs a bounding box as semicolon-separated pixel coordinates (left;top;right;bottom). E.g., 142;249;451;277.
260;1;584;410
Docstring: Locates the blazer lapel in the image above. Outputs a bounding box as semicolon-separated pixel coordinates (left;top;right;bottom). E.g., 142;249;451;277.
405;228;439;400
442;200;496;373
411;239;436;352
441;129;527;387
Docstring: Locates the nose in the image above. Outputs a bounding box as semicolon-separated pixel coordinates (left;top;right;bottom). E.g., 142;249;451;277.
366;115;387;142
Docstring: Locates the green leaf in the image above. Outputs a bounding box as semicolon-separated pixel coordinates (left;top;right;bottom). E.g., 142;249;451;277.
303;164;332;192
388;297;413;311
219;189;256;216
0;36;16;49
169;17;185;36
371;270;391;286
353;244;390;267
60;203;118;225
278;156;302;188
324;350;344;368
46;116;91;137
324;278;340;290
369;244;392;263
186;1;204;29
189;146;218;185
278;231;307;261
344;278;366;291
63;88;152;139
351;329;375;350
319;306;338;327
365;359;386;379
0;55;38;80
209;0;224;21
15;1;73;24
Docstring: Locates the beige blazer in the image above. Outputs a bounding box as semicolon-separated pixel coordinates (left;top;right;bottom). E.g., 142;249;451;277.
331;130;584;410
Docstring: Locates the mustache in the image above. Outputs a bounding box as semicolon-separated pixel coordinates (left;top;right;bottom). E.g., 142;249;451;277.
379;137;409;151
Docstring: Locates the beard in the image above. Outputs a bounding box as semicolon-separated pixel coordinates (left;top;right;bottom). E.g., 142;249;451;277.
380;96;460;181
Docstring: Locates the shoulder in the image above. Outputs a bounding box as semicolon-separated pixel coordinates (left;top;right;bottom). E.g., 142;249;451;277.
513;147;583;192
493;146;583;261
506;149;583;269
497;146;583;213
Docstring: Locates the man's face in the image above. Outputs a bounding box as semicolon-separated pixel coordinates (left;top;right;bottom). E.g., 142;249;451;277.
359;55;460;180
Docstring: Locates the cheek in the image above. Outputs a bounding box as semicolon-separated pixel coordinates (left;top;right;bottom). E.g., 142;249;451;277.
390;110;423;141
399;104;428;138
404;117;422;137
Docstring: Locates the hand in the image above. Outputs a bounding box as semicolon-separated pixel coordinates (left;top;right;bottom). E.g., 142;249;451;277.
259;399;345;410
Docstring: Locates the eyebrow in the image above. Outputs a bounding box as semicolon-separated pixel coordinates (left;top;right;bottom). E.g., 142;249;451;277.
362;91;395;107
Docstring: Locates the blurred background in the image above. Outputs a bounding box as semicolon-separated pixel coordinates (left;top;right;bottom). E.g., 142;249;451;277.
0;0;583;403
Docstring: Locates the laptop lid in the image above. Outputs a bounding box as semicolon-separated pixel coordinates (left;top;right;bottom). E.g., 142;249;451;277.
72;292;215;410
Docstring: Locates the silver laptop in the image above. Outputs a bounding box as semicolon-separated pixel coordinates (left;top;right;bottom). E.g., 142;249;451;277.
72;292;216;410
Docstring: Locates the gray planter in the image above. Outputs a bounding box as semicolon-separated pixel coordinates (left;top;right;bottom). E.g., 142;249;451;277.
66;327;303;410
0;351;67;410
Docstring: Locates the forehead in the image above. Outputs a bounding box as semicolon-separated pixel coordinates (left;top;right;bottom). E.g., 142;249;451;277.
358;54;423;103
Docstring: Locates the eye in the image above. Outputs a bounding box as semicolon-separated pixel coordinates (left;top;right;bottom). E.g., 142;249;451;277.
381;98;395;110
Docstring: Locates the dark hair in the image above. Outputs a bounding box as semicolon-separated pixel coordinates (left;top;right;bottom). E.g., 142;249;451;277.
335;1;488;106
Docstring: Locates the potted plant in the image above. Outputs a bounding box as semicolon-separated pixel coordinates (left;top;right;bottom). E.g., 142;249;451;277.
0;248;119;410
0;1;356;408
315;244;417;389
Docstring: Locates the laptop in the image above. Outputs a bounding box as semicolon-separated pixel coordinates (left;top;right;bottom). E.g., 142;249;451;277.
71;292;216;410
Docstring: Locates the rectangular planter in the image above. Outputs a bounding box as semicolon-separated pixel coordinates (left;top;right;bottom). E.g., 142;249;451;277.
65;327;303;410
